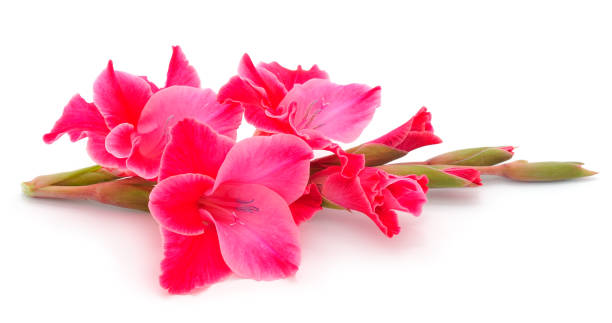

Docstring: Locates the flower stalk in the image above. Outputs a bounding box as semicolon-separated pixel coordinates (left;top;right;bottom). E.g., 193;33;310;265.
23;165;121;190
23;176;153;212
22;159;597;213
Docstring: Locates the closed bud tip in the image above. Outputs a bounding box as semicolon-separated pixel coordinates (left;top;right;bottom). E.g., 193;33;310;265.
21;182;34;197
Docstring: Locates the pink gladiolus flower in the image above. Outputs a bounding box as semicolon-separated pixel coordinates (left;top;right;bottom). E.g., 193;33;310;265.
369;107;442;153
44;46;241;178
219;54;381;177
148;119;313;293
313;167;428;237
105;85;242;179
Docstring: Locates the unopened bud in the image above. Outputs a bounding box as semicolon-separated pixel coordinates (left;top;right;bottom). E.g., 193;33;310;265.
426;146;514;166
499;160;597;182
378;164;482;188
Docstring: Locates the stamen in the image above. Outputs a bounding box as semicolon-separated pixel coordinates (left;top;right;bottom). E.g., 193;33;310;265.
303;100;317;121
198;196;259;225
300;99;328;129
236;205;260;213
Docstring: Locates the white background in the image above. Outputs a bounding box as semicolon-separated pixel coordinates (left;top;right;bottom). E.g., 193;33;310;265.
1;0;610;322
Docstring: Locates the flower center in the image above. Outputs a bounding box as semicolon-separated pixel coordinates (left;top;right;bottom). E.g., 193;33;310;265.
198;196;259;226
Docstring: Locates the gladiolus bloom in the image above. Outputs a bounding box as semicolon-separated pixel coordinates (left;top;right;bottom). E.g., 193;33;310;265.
44;46;241;178
104;86;242;179
313;166;428;237
219;54;381;177
148;119;313;293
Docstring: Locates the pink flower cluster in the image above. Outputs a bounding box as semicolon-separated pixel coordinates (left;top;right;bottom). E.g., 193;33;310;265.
44;47;474;293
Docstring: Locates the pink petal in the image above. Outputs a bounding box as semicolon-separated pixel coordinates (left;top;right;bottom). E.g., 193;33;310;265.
43;94;109;143
373;206;401;237
44;96;127;169
219;55;331;135
198;101;243;141
159;228;231;294
319;169;373;213
303;136;365;179
165;46;201;88
149;173;215;235
86;134;127;169
215;134;313;204
105;122;134;158
218;76;293;134
138;86;242;139
284;79;381;143
140;76;160;93
259;61;329;91
238;54;287;108
321;171;385;230
159;119;234;181
369;107;442;153
245;102;292;134
210;183;300;280
93;60;153;128
325;143;365;178
443;167;482;186
271;127;365;179
384;174;429;216
289;183;323;225
127;86;242;178
218;75;266;107
125;135;166;179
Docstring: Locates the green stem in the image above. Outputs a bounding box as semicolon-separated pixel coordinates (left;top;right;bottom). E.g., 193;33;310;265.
23;178;154;212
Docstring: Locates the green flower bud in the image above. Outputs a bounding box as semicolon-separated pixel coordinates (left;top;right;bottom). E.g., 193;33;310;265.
426;146;514;166
499;161;597;182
